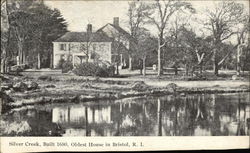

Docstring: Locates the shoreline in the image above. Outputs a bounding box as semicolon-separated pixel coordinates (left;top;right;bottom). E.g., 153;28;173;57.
1;76;249;113
1;71;249;114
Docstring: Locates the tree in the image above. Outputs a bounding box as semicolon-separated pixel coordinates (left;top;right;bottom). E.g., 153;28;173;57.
112;34;124;76
235;14;249;75
145;0;195;76
127;1;149;70
164;14;194;75
178;27;214;76
6;0;37;66
137;34;157;76
204;1;245;75
1;0;10;73
28;4;67;69
3;0;67;70
79;31;92;64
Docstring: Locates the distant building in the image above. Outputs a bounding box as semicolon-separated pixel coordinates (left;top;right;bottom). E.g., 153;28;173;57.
53;17;133;68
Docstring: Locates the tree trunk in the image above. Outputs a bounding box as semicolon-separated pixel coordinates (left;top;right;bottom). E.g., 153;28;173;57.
37;52;41;69
236;45;241;76
1;57;6;74
199;64;203;75
116;62;119;75
0;37;9;74
86;56;89;63
1;1;10;74
185;64;189;76
157;36;163;76
174;66;178;75
50;52;53;68
86;45;89;63
214;63;219;76
5;58;9;73
1;47;6;73
17;41;23;65
23;50;26;65
213;49;219;76
191;66;195;77
128;54;133;71
139;59;142;75
142;57;146;76
236;62;241;76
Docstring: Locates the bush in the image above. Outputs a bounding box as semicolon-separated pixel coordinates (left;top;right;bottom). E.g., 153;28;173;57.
73;63;98;76
73;62;115;77
95;63;115;77
38;75;52;81
62;60;73;73
56;58;65;69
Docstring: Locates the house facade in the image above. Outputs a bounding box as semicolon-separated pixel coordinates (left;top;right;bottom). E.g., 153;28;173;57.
53;17;133;68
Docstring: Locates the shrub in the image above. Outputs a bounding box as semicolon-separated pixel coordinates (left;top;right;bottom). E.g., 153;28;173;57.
73;62;115;77
56;58;65;69
62;60;73;73
73;63;98;76
38;75;52;81
95;64;115;77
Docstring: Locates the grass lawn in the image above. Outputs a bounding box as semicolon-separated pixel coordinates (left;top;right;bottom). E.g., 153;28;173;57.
1;68;249;112
21;68;249;88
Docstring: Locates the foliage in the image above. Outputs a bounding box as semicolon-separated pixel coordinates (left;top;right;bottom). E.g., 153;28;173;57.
1;0;68;73
145;0;195;76
73;62;115;77
95;64;115;77
165;26;214;70
56;58;65;69
127;1;151;70
204;1;245;75
56;57;73;73
62;60;73;73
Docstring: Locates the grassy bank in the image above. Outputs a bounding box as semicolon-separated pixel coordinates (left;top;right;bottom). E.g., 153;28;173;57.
1;69;249;113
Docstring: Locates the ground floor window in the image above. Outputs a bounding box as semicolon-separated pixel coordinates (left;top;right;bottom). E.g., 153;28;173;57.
73;55;87;65
60;44;67;51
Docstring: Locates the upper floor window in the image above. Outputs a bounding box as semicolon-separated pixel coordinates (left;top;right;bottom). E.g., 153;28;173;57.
60;44;66;51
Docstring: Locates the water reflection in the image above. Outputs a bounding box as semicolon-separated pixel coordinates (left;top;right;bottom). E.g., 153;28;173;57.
1;93;249;136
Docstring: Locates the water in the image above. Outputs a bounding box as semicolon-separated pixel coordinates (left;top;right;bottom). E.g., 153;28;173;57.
1;93;250;136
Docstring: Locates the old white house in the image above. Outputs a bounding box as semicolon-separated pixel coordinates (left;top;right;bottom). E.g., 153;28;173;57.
53;17;133;68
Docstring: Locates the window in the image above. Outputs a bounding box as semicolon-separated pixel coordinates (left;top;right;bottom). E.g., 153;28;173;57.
90;52;95;59
60;44;66;51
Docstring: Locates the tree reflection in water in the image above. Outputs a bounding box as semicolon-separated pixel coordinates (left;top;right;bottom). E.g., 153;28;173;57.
0;93;249;136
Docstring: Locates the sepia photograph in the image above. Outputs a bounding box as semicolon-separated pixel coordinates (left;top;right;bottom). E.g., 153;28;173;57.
0;0;249;152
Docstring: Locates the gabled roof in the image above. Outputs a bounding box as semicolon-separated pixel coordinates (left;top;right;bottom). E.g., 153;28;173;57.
54;32;113;42
97;23;135;41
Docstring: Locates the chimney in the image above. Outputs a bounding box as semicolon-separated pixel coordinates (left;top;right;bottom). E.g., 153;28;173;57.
113;17;119;27
87;24;92;34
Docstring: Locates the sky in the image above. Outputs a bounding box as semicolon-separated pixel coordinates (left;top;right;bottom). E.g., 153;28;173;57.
45;0;130;32
45;0;249;39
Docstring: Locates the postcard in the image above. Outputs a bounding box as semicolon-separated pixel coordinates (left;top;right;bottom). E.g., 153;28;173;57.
1;0;249;152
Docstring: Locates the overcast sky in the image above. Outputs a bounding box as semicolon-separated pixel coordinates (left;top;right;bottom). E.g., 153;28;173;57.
45;0;249;39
